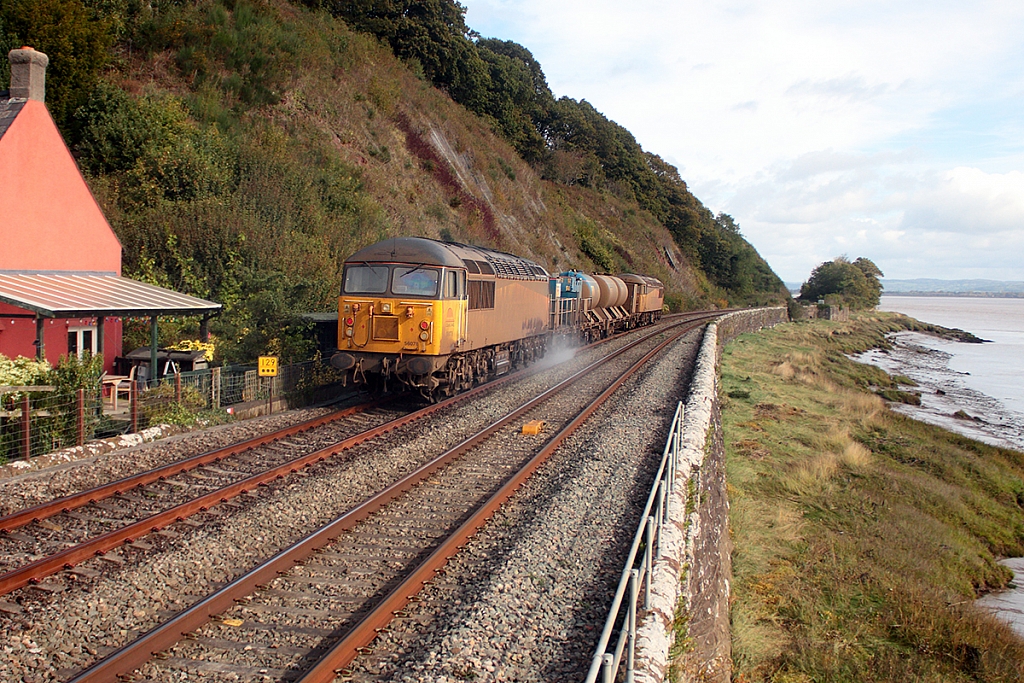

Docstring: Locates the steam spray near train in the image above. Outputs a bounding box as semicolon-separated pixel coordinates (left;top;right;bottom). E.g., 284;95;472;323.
330;237;664;400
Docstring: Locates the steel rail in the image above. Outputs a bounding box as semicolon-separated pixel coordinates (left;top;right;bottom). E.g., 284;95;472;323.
65;317;709;683
297;322;702;682
0;397;388;533
0;310;712;536
0;312;721;597
0;311;704;535
0;357;541;597
0;327;610;594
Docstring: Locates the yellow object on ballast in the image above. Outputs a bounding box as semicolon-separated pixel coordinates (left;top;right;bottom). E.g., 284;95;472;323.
522;420;546;435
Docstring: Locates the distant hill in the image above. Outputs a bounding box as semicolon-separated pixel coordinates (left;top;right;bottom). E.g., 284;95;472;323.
880;279;1024;296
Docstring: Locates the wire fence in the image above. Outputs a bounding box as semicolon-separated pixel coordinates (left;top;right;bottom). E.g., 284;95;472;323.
0;386;105;462
0;358;349;464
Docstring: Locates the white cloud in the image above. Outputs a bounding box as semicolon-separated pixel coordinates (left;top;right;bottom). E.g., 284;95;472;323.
903;168;1024;235
462;0;1024;281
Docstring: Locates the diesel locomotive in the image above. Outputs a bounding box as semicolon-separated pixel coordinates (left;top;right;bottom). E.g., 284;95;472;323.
329;237;664;399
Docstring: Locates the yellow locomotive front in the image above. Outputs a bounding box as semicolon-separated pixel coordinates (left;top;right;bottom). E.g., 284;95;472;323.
331;239;468;391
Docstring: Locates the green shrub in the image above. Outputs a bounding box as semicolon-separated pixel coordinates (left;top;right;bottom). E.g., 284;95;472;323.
0;0;111;130
574;219;615;271
138;381;229;428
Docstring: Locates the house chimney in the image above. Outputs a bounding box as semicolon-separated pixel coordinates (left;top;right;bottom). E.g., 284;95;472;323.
8;46;49;102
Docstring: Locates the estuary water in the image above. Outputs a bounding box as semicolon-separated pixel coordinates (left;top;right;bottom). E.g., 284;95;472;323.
853;296;1024;452
874;299;1024;634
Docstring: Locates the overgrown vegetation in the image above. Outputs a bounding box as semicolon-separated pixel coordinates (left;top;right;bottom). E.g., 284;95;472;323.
799;256;884;309
2;0;788;365
138;381;227;428
723;313;1024;682
0;353;105;462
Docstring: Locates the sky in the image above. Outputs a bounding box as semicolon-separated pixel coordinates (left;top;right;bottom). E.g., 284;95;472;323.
461;0;1024;284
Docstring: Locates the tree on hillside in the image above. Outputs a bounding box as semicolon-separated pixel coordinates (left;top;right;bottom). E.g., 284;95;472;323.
0;0;111;130
319;0;490;108
799;256;884;309
475;39;552;163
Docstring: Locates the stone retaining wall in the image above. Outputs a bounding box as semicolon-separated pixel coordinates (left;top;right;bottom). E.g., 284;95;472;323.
634;307;787;682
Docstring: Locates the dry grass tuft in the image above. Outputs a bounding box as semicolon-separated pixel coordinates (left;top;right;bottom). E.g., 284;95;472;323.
843;390;885;422
783;452;840;494
772;361;796;380
840;440;872;469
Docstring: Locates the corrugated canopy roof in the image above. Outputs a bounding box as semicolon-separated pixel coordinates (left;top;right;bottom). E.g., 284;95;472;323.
0;272;221;317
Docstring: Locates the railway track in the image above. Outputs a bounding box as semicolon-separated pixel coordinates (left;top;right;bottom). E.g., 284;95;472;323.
0;398;413;595
0;312;715;600
63;316;707;682
0;337;584;595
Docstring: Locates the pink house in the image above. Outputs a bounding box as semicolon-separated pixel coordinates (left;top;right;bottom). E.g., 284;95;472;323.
0;47;219;376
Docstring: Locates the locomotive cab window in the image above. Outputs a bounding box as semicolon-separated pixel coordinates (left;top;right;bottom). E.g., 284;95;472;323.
444;270;459;299
344;265;389;294
392;266;439;297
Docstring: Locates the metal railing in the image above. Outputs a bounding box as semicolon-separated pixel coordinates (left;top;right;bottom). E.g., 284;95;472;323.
132;359;347;431
584;401;684;683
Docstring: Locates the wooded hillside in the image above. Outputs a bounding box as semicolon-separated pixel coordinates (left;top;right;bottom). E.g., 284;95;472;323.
1;0;789;362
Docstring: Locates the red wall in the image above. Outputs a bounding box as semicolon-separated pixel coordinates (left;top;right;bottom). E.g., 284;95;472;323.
0;98;125;371
0;100;121;273
0;303;122;372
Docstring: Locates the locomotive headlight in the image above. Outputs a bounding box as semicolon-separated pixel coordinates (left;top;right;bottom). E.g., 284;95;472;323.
419;331;429;341
419;321;429;331
345;329;354;337
381;303;391;313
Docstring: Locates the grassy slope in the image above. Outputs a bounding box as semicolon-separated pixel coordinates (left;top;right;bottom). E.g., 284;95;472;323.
722;312;1024;682
91;0;712;318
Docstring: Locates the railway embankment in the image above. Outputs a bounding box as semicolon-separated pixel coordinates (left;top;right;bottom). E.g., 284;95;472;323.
634;307;788;683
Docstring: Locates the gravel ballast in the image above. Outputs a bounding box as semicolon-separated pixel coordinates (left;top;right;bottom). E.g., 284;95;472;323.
345;327;704;682
0;324;682;682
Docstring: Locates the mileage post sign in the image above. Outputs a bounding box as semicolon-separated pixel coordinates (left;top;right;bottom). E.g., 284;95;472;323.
258;356;278;415
258;356;279;377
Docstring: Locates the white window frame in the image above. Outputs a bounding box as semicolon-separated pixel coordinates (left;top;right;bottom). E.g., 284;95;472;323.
67;325;98;359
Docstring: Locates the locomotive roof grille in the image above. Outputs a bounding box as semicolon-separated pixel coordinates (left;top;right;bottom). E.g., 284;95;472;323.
489;258;547;280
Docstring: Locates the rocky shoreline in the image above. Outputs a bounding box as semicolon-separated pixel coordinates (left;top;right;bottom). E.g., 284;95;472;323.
854;331;1024;452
